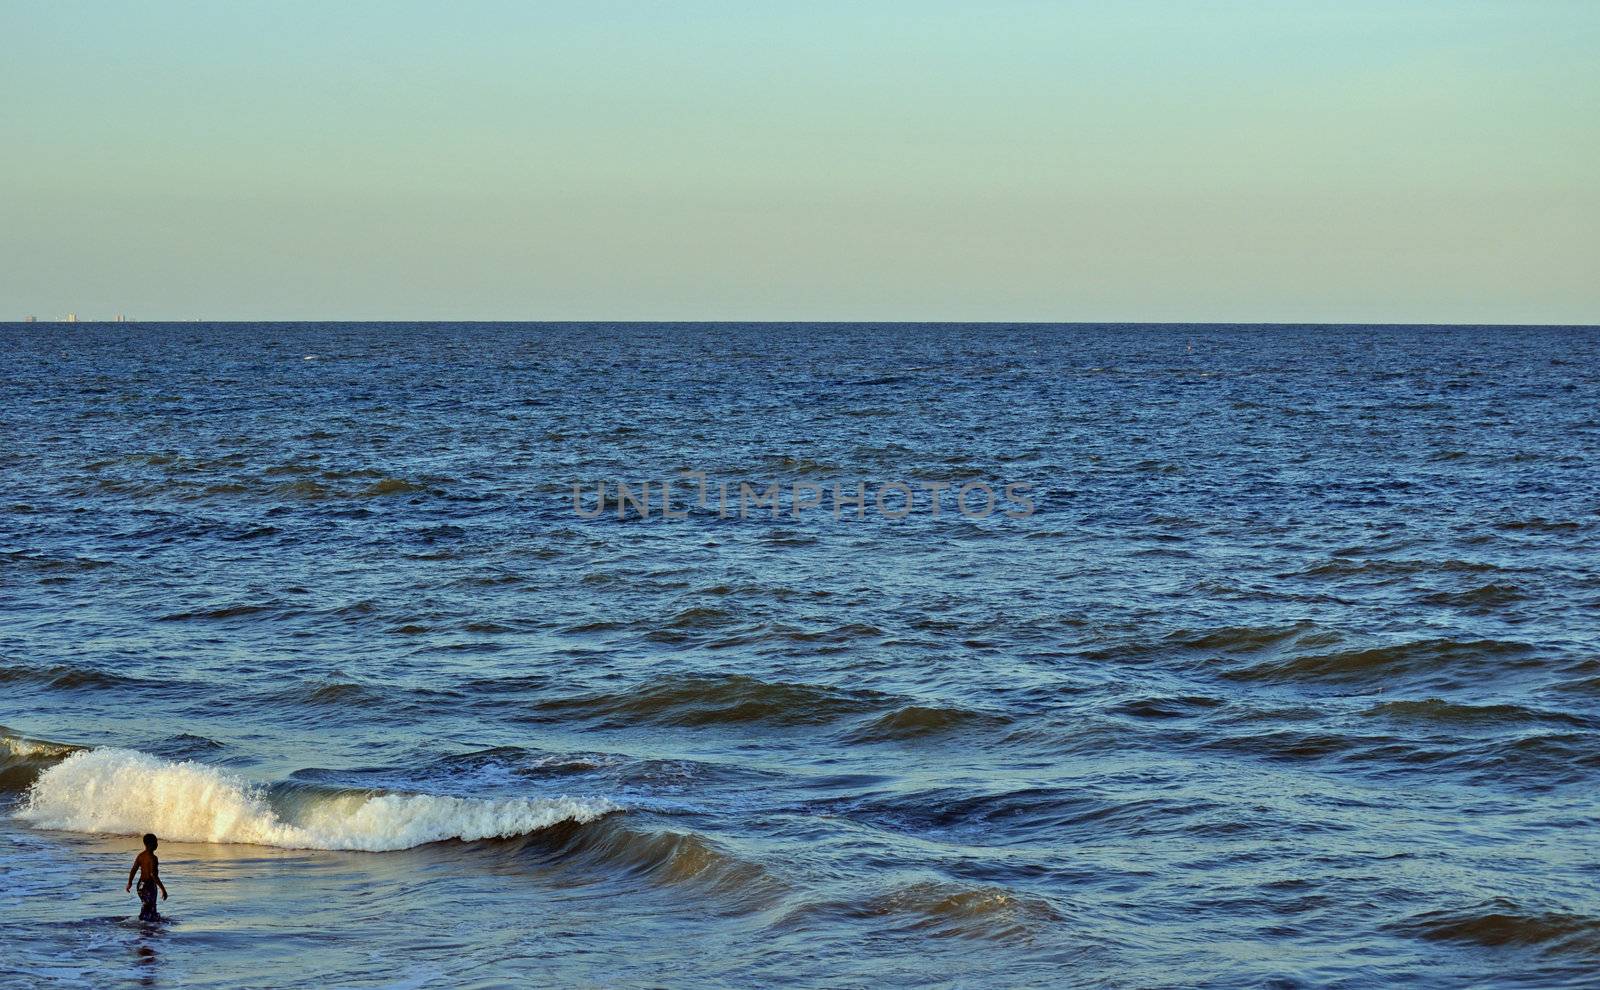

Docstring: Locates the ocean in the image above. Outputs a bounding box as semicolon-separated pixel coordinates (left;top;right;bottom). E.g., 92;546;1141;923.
2;323;1597;989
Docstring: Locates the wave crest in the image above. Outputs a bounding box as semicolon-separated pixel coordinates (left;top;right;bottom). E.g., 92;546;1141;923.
1393;898;1600;956
842;705;1013;743
1221;638;1534;684
519;819;787;912
16;748;616;851
778;880;1062;940
533;674;885;728
0;730;84;793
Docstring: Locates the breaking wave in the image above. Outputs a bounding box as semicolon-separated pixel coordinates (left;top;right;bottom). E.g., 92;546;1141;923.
16;748;617;851
0;730;83;793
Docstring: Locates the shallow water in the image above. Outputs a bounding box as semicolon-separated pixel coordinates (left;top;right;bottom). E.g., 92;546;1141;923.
2;323;1598;989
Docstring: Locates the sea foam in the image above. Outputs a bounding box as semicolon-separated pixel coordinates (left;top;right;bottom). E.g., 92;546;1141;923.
17;747;616;851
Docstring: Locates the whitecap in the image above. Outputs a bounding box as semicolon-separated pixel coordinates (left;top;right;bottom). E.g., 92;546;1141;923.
16;748;616;852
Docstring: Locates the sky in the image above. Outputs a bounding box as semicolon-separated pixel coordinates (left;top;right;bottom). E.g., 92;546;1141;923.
2;1;1596;323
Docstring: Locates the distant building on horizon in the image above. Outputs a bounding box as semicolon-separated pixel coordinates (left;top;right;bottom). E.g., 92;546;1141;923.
115;313;128;322
23;315;36;323
64;313;78;323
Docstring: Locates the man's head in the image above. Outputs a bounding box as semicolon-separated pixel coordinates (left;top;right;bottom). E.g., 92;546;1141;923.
143;833;158;851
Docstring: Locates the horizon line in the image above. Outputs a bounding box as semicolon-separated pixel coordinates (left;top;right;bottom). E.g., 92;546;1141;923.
4;319;1598;329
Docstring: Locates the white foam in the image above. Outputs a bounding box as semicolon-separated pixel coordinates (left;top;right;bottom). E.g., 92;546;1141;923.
16;748;616;851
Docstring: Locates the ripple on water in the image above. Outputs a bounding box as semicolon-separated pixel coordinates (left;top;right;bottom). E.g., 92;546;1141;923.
1391;898;1600;958
1216;637;1540;687
774;879;1066;942
525;674;891;728
839;705;1015;744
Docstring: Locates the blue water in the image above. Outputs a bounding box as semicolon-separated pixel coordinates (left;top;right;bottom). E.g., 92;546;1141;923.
2;323;1599;989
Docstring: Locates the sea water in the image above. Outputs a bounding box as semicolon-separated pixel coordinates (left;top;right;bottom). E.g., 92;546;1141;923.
2;323;1598;988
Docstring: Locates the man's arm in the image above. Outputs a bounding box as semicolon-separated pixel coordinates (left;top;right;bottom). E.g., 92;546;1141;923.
126;858;139;892
153;860;167;899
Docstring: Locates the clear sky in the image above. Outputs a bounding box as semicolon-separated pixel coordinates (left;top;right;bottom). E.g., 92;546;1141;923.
3;1;1596;323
